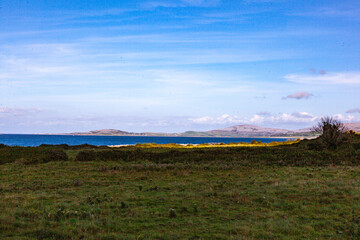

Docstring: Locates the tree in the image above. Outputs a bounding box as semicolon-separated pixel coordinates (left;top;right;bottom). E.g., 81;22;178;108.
313;116;346;149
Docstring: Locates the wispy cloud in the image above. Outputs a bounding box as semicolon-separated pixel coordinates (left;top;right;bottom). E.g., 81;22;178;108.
0;106;43;116
144;0;220;9
151;69;215;86
284;72;360;85
282;91;314;100
0;43;296;89
244;0;288;3
291;6;360;19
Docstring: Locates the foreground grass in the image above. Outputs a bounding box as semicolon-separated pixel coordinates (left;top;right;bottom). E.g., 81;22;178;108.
1;162;360;239
0;135;360;239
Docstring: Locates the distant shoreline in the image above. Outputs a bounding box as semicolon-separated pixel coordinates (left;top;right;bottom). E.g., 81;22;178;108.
0;133;311;139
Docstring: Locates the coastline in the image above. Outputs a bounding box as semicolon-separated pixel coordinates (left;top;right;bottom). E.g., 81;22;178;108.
36;133;313;139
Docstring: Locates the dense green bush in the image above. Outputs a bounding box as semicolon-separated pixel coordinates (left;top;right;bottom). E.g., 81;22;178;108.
0;147;68;164
39;144;70;149
75;150;97;161
40;150;68;163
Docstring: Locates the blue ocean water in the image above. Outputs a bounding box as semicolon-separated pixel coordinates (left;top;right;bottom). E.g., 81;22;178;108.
0;134;294;147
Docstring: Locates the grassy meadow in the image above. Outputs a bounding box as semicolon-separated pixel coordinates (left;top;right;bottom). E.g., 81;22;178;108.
0;134;360;239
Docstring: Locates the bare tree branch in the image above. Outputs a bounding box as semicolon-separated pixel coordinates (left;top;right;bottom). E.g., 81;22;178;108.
312;116;347;149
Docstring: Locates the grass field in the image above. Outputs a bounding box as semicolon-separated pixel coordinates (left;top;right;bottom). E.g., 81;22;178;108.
0;134;360;239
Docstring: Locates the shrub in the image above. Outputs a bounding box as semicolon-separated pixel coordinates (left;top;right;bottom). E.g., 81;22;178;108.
307;141;324;151
41;150;68;163
313;116;346;149
75;150;97;161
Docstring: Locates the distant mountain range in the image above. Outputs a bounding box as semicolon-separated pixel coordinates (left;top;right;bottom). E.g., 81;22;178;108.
180;125;314;137
64;123;360;138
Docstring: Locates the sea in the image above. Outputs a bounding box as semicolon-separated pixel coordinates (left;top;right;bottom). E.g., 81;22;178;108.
0;134;293;147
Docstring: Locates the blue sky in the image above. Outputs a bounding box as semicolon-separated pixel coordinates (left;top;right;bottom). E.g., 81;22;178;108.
0;0;360;133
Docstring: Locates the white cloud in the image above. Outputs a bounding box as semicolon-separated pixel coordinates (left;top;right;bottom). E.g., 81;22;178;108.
332;114;357;122
249;114;266;124
251;113;318;124
190;114;246;125
190;116;214;124
189;112;357;127
291;112;314;119
284;72;360;85
277;113;317;123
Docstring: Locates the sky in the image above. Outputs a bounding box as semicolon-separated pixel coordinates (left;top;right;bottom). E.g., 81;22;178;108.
0;0;360;133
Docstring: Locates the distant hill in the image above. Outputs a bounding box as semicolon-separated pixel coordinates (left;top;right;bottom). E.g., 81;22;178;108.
64;122;360;138
66;129;175;137
181;124;315;137
208;125;293;137
65;124;313;137
68;129;144;136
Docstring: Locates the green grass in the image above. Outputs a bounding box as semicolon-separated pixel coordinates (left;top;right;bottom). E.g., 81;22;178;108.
0;134;360;239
